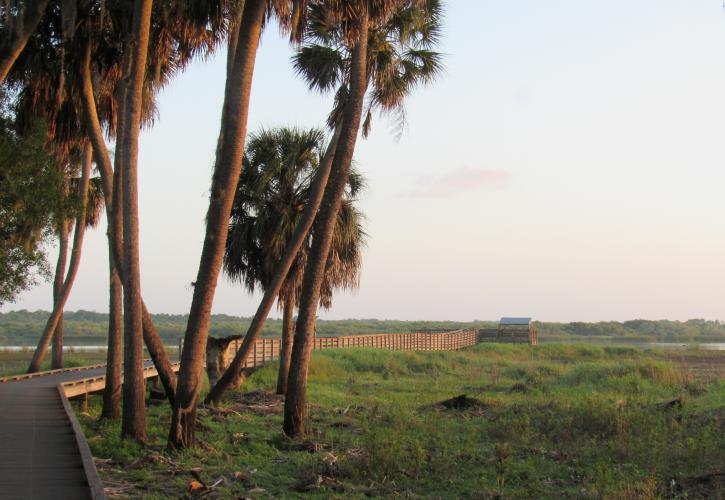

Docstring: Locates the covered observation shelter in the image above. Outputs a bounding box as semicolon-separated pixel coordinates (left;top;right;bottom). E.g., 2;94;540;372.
478;317;538;345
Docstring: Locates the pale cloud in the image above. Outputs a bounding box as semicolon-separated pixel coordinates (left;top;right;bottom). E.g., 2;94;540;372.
410;167;512;198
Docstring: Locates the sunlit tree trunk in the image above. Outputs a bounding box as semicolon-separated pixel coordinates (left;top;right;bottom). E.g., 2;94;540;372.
169;0;266;449
120;0;154;443
283;12;370;438
51;218;69;369
0;0;50;83
276;294;295;394
27;143;93;373
79;35;176;410
102;256;123;419
204;124;342;405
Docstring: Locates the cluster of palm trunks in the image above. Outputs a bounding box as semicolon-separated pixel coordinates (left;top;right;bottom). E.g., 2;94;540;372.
3;0;446;447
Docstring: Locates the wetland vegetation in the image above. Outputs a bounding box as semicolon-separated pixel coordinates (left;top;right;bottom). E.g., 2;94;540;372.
77;344;725;498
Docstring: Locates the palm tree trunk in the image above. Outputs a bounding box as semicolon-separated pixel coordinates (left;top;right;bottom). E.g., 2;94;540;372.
27;143;93;373
169;0;266;450
120;0;154;443
103;52;128;421
101;256;123;419
204;123;343;405
276;295;295;395
0;0;50;83
80;36;177;406
283;12;370;438
51;218;69;369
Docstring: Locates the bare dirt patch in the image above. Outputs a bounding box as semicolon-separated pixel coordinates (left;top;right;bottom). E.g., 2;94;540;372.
225;389;284;416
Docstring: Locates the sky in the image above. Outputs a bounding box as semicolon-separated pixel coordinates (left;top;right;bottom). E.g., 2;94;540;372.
6;0;725;322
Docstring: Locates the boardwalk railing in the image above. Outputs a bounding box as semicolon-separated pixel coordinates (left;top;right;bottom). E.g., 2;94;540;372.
219;329;480;369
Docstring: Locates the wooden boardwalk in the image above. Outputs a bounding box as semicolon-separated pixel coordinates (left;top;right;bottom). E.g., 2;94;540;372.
0;361;174;500
0;329;530;499
220;329;481;368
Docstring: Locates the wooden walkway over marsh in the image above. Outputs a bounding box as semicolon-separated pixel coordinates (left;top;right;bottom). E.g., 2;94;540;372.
0;328;531;499
219;329;481;368
0;361;177;500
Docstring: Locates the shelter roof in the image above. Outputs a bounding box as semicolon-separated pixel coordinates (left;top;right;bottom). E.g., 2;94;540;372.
499;317;531;325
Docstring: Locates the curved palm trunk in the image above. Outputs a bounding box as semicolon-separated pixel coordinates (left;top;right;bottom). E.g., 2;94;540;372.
204;123;342;405
80;37;177;406
283;13;370;438
51;218;69;369
120;0;154;443
0;0;50;83
27;144;93;373
276;295;295;395
169;0;266;450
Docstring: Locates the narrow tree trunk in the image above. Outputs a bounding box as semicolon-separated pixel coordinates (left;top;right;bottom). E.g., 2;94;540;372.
140;302;177;401
80;36;177;406
51;218;69;369
283;13;370;438
169;0;266;450
120;0;154;443
276;296;295;395
27;144;93;373
103;49;127;421
204;123;343;405
0;0;50;83
215;6;242;155
101;252;123;419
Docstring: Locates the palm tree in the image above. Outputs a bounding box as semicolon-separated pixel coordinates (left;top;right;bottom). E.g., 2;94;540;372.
203;121;343;406
51;174;104;369
10;0;229;409
203;0;434;409
222;127;365;395
170;0;310;449
116;0;156;443
284;0;443;437
27;142;94;374
77;0;229;415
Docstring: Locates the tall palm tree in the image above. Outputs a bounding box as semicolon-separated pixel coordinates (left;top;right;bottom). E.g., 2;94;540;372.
222;127;365;395
51;174;104;369
203;0;432;409
77;0;229;415
204;121;343;406
284;0;443;437
11;0;229;409
116;0;156;443
27;142;94;373
170;0;309;450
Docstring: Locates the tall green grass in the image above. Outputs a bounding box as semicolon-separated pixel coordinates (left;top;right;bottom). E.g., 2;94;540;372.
79;344;725;499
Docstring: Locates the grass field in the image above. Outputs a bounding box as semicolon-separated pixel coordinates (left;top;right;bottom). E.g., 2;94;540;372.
73;344;725;499
0;349;109;376
0;348;181;377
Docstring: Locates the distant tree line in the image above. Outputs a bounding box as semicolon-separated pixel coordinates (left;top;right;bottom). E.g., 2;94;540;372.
1;310;723;345
537;319;725;342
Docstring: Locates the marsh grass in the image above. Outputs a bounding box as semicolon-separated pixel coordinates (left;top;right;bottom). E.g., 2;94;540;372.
0;347;179;377
0;350;108;376
79;344;725;498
